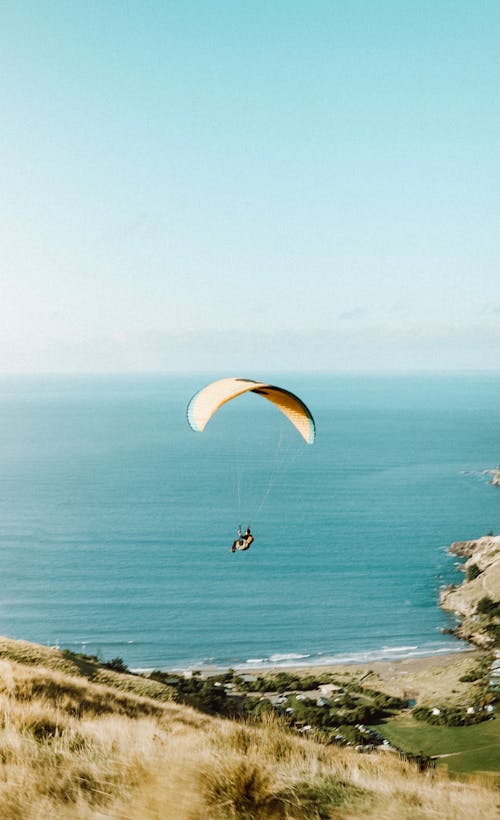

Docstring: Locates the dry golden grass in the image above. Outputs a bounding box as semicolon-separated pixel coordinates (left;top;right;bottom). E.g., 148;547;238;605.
0;649;499;819
0;636;169;700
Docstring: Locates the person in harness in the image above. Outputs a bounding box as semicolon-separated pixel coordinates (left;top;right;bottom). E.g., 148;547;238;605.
231;526;254;553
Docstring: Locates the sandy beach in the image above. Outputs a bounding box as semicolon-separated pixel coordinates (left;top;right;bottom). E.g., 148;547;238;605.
241;649;483;704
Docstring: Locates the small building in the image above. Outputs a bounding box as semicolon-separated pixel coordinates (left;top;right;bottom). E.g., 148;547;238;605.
294;689;333;704
318;683;342;696
267;695;287;706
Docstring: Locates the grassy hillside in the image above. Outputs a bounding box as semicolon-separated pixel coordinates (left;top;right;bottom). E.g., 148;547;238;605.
0;637;499;819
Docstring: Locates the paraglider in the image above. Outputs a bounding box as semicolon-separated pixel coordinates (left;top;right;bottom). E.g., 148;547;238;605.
186;378;315;552
187;377;315;444
231;526;254;553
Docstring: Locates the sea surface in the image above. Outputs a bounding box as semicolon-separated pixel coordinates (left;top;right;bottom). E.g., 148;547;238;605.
0;373;498;671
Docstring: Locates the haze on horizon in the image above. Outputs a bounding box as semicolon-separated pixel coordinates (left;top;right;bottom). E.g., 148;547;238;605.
1;2;499;374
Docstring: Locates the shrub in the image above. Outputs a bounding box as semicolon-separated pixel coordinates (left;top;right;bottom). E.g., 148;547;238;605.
400;751;435;772
103;657;129;673
372;692;406;710
61;648;100;664
477;597;500;618
484;623;500;647
413;705;489;726
467;563;482;581
157;674;236;717
273;672;302;692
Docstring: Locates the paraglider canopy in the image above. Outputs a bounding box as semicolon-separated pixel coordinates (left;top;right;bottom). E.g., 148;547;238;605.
187;377;315;444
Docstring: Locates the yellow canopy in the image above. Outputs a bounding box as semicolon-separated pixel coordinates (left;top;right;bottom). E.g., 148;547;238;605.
187;377;315;444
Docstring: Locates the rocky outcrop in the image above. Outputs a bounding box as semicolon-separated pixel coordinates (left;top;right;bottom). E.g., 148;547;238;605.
440;535;500;647
491;469;500;486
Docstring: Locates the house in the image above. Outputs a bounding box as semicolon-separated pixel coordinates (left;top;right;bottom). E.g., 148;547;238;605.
293;689;332;705
267;695;287;706
318;683;342;696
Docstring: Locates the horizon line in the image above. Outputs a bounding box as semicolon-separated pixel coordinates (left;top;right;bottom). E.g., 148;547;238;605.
0;368;498;378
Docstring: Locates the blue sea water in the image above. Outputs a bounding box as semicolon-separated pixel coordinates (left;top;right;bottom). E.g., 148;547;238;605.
0;373;498;671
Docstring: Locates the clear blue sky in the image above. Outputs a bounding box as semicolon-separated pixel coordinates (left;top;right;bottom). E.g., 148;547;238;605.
1;1;499;372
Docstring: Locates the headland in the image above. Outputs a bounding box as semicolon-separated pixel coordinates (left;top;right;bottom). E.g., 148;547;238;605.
440;534;500;648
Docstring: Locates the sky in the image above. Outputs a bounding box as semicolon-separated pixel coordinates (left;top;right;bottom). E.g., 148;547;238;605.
1;1;499;373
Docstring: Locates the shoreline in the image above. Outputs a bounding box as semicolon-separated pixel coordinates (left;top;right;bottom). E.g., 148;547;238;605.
132;647;482;702
132;526;499;678
130;637;477;677
248;649;485;705
131;648;484;705
131;644;472;676
273;649;482;697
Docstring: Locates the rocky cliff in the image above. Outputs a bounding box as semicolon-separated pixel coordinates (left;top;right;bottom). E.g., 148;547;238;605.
440;535;500;647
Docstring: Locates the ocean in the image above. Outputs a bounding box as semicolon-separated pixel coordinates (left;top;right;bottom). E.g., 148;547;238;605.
0;373;498;671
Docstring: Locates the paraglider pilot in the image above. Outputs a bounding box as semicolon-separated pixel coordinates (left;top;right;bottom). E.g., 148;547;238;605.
231;526;254;553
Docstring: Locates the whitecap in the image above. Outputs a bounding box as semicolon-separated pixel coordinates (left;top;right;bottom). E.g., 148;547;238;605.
269;653;310;662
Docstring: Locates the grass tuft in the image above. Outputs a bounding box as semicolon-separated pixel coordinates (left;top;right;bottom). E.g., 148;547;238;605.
200;757;280;819
278;775;363;819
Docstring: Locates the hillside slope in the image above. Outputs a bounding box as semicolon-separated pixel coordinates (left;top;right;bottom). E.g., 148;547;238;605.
0;636;498;819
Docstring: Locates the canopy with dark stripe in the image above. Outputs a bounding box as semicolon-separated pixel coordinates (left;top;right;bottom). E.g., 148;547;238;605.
187;377;315;444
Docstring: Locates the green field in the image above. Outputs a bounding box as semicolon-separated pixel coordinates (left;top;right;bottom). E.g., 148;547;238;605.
377;714;500;777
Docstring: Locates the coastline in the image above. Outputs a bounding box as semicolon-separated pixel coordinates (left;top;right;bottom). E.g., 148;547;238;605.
256;529;499;700
440;534;500;647
171;649;479;705
264;649;482;702
159;526;499;701
132;642;470;677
